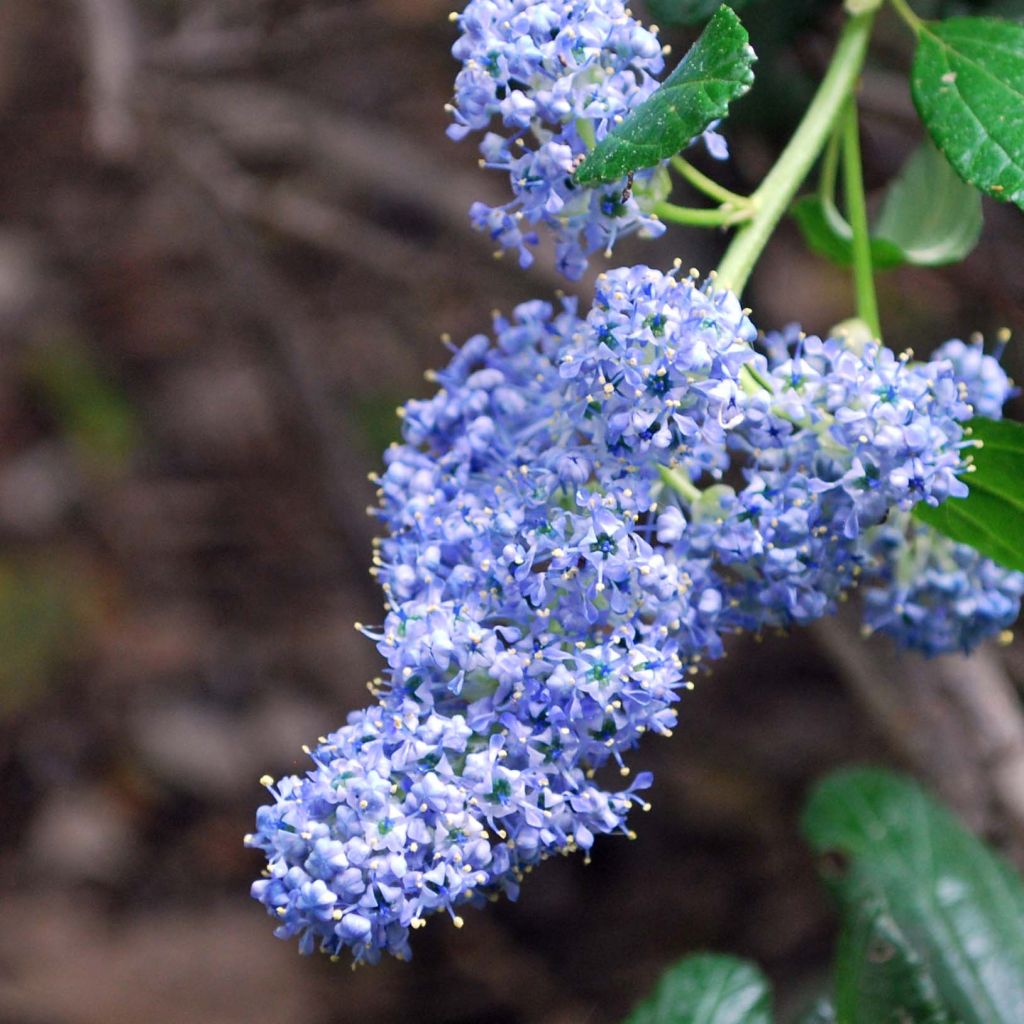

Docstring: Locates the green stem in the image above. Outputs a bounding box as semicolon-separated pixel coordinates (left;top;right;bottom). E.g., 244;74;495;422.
889;0;923;34
576;117;597;150
653;200;750;228
715;11;877;296
658;464;701;504
740;363;774;395
818;122;842;204
670;156;750;208
841;97;882;340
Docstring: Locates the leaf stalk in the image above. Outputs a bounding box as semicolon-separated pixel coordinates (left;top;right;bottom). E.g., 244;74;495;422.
889;0;923;35
670;155;752;209
841;97;882;340
715;11;878;296
653;200;752;228
658;464;702;504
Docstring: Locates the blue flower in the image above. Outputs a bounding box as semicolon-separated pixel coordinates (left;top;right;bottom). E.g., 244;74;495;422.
248;703;650;963
860;516;1024;655
448;0;688;278
251;268;1011;963
854;337;1024;655
932;335;1015;420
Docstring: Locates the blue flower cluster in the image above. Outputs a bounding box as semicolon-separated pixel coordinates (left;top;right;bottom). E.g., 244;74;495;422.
933;335;1013;420
248;266;1017;964
446;0;727;279
857;336;1023;655
674;326;973;635
860;516;1024;656
248;271;751;962
248;700;650;962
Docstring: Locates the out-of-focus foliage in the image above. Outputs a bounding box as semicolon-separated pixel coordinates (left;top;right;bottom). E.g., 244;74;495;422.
624;954;772;1024
804;768;1024;1023
0;558;89;712
625;769;1024;1023
24;337;139;471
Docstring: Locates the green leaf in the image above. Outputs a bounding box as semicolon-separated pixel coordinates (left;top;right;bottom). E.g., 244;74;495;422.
624;953;773;1024
913;416;1024;572
794;140;982;270
834;891;952;1023
791;195;906;269
954;417;1024;513
874;140;983;264
646;0;753;26
911;16;1024;207
914;488;1024;571
802;768;1024;1024
575;6;755;185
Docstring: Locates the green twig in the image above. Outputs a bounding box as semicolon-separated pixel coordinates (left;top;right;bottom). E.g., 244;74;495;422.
740;363;774;395
658;464;702;504
670;156;751;208
890;0;923;34
819;122;843;204
653;200;750;228
841;98;882;340
715;11;877;296
576;117;597;150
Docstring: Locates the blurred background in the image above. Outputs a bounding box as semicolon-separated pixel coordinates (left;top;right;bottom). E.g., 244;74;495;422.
0;1;1022;1021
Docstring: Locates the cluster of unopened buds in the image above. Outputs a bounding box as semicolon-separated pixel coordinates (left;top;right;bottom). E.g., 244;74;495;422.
246;0;1023;965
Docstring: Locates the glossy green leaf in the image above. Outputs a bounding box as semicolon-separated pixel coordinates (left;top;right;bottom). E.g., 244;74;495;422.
834;891;952;1024
575;6;755;185
874;140;983;265
911;16;1024;207
624;953;773;1024
914;416;1024;572
802;768;1024;1024
791;195;906;269
914;487;1024;571
956;417;1024;511
646;0;753;26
